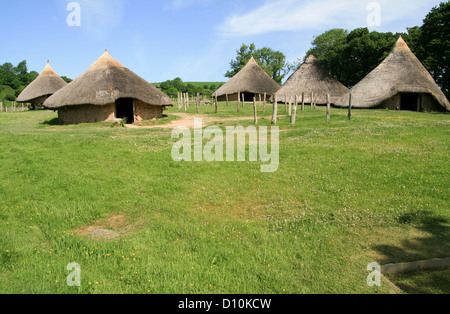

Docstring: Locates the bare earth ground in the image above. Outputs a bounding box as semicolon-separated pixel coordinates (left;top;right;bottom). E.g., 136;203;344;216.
126;113;257;129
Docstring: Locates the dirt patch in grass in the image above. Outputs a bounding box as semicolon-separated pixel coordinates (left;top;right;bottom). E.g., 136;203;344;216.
76;214;130;240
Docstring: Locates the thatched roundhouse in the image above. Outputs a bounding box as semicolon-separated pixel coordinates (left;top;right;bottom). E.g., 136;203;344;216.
43;50;173;125
17;60;67;108
336;36;450;112
275;55;349;104
212;57;280;102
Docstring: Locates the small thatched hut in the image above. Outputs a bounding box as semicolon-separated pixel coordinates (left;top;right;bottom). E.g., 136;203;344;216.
43;50;173;125
335;36;450;112
275;55;349;104
17;60;67;108
212;57;280;102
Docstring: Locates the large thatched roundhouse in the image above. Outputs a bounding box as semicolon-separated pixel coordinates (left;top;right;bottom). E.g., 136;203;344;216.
336;36;450;112
17;60;67;108
43;50;173;125
212;57;280;102
275;55;349;105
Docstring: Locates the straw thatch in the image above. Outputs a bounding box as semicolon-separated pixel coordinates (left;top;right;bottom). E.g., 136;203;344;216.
44;50;172;109
335;36;450;111
17;60;67;105
275;55;349;104
212;57;280;100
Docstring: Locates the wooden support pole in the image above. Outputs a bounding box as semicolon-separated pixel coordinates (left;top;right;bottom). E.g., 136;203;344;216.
326;94;331;124
310;92;314;110
263;93;267;112
253;97;258;125
241;93;245;107
285;93;288;112
226;94;229;107
197;92;200;114
291;95;298;125
302;92;305;111
215;94;218;113
272;95;278;125
348;93;352;120
237;92;240;113
288;96;292;117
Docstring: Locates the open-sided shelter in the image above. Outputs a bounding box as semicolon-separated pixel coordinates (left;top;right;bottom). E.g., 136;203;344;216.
212;57;280;102
275;55;349;104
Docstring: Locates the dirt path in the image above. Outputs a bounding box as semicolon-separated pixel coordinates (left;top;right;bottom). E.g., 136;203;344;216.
126;113;258;129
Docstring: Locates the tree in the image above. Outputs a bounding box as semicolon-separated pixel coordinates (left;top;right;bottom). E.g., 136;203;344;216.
419;1;449;98
61;76;73;84
306;28;398;87
306;28;349;84
226;43;293;84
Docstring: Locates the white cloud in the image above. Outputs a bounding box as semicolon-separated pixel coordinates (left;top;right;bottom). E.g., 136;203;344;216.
216;0;439;36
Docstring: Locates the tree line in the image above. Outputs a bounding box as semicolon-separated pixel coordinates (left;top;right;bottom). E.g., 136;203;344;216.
157;78;224;98
1;2;447;102
228;2;448;98
306;1;448;97
0;61;72;101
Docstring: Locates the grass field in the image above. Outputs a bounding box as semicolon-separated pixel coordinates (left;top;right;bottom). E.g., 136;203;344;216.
0;102;449;294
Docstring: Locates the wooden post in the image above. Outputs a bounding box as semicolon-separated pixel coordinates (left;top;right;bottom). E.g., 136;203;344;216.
348;93;352;120
186;93;189;108
301;92;305;111
197;92;200;114
288;96;292;117
326;94;331;124
237;92;240;113
226;94;229;107
285;93;288;112
272;95;278;125
310;92;314;110
253;97;258;125
241;93;245;107
259;94;262;106
215;94;218;113
263;93;267;112
291;95;298;125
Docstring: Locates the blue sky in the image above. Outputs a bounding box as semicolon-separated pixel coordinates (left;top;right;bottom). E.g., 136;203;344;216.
0;0;443;83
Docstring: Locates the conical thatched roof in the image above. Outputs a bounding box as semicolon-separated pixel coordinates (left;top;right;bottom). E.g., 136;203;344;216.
44;50;172;109
17;60;67;103
213;57;280;97
336;36;450;110
275;55;349;104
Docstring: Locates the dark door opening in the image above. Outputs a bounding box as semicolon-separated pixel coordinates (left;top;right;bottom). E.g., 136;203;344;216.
400;93;419;112
241;93;256;102
116;98;134;124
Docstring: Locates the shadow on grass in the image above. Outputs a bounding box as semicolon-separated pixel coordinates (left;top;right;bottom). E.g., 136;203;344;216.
372;211;450;294
39;117;59;127
388;269;450;294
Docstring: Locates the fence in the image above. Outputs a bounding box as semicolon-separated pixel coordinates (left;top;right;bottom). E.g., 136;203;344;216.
0;101;30;113
174;91;353;126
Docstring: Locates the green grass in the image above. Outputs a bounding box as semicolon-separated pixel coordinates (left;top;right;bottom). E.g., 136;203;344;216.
0;104;449;294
